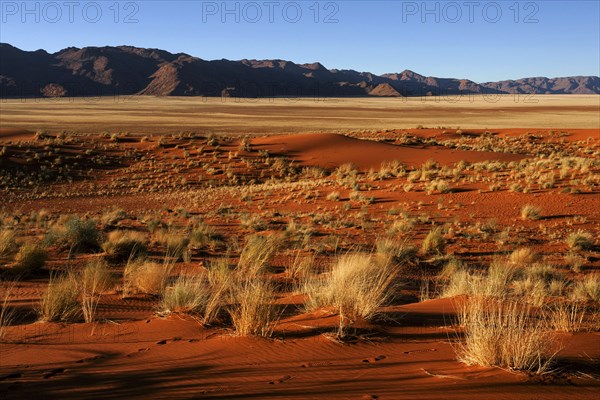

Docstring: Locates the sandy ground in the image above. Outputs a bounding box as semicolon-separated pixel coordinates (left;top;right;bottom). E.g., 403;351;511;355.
1;125;599;398
0;95;599;134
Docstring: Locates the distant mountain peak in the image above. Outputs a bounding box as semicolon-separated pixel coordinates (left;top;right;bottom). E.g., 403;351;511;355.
1;44;597;98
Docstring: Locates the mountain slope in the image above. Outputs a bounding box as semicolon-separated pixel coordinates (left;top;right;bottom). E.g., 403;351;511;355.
1;43;598;98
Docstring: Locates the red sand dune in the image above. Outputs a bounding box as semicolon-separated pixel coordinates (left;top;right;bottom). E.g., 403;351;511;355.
0;128;34;142
2;303;599;399
253;133;524;170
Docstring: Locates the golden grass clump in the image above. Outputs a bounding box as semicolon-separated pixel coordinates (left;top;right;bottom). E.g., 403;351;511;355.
304;253;399;324
102;230;148;260
124;259;173;296
160;274;208;315
570;275;600;302
81;259;114;322
508;247;539;266
237;234;282;276
565;230;594;251
456;297;555;374
520;204;542;221
40;273;81;322
0;228;18;259
440;260;517;299
228;278;278;337
421;227;446;256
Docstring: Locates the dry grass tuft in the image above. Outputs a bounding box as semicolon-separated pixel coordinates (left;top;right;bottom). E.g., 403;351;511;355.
40;273;81;322
521;204;542;221
570;275;600;302
103;230;147;260
508;248;539;266
304;253;399;325
0;282;16;341
160;274;208;315
0;229;18;259
124;258;173;296
228;278;278;337
81;259;113;322
237;234;282;276
548;302;585;332
421;228;446;256
456;297;555;374
565;230;594;251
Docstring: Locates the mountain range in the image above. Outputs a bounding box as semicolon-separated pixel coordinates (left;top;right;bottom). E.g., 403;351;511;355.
1;43;598;98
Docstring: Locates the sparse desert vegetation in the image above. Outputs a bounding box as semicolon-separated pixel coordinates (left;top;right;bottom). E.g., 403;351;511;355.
0;102;599;398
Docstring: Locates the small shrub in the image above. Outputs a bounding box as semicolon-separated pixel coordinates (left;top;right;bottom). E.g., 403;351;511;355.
521;205;541;221
566;231;594;251
103;230;147;260
421;228;446;255
13;244;48;275
45;216;101;253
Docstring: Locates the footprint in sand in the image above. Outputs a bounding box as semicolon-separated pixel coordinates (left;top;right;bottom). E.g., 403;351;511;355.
269;375;292;384
362;355;386;363
156;339;168;345
0;372;22;381
76;355;104;364
42;368;66;379
301;361;333;368
361;395;379;400
126;348;150;358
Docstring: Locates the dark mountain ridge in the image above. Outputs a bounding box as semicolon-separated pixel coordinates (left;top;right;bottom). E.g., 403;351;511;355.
1;43;598;98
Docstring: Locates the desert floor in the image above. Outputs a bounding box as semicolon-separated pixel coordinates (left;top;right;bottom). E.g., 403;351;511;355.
1;94;599;134
0;96;599;399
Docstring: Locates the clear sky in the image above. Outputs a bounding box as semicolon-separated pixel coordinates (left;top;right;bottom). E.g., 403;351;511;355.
1;0;599;82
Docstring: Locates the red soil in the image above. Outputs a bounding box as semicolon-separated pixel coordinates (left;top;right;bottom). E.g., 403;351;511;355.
0;128;34;142
2;306;598;399
253;133;525;170
1;129;599;399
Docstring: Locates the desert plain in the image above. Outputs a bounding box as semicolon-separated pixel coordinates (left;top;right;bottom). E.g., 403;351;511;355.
0;94;599;399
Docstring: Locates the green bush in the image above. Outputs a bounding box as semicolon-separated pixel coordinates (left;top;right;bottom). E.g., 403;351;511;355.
13;244;48;275
45;216;101;253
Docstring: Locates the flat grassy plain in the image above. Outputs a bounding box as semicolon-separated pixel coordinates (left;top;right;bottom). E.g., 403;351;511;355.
1;94;599;134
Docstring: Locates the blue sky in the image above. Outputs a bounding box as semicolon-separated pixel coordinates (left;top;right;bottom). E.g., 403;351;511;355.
1;1;599;82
